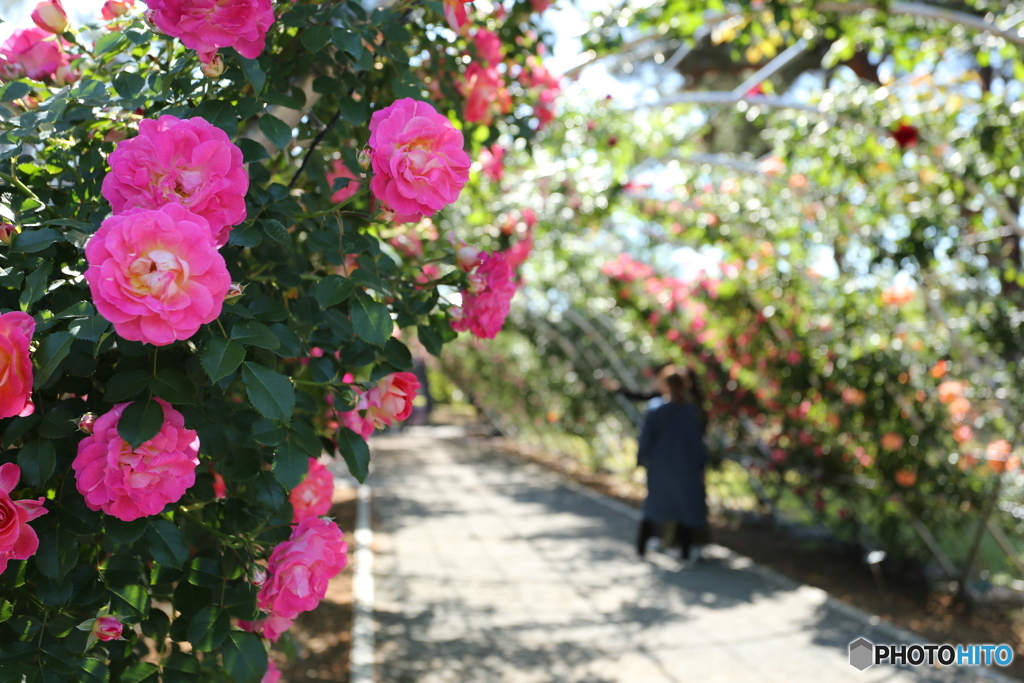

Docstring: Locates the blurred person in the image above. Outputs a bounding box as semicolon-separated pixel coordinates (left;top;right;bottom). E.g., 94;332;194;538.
635;368;708;562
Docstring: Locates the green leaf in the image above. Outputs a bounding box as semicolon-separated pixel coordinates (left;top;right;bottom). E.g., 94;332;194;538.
186;605;230;652
35;520;77;580
105;369;150;402
146;519;190;569
19;261;53;311
33;331;73;389
224;582;260;620
201;338;246;382
94;31;127;55
259;114;292;150
12;228;60;253
109;583;149;618
162;652;200;683
12;229;60;256
337;427;370;482
0;81;30;102
17;439;55;487
332;28;362;57
302;25;332;52
0;599;12;623
242;362;294;422
191;101;238;136
316;274;355;308
222;631;268;683
105;518;148;546
251;418;286;446
231;320;281;349
236;138;269;164
262;219;290;245
119;662;159;683
352;295;392;346
151;368;195;404
118;397;164;450
238;56;266;94
273;440;308;490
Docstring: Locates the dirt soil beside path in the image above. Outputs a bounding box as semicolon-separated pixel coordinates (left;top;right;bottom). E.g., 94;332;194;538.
279;487;357;683
487;436;1024;682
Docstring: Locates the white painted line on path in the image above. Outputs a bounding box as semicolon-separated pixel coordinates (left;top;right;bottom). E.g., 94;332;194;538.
349;484;375;683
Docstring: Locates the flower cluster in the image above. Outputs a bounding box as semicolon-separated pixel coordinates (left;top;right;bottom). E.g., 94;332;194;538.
368;98;471;223
0;26;78;85
244;517;348;641
89;115;243;345
145;0;276;65
339;372;421;438
461;64;512;126
102;115;248;247
451;251;516;339
72;399;201;521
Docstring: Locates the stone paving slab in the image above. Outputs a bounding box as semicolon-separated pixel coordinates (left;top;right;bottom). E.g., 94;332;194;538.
369;429;1009;683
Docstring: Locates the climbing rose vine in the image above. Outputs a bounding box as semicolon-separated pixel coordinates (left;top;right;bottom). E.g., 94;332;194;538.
0;0;548;678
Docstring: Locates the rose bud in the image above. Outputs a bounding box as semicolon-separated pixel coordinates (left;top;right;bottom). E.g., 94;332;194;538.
101;0;133;20
225;282;244;304
455;242;482;272
377;205;395;222
92;616;123;641
77;412;97;434
0;223;16;244
54;65;79;87
201;53;225;78
357;147;372;170
249;564;269;587
31;0;69;34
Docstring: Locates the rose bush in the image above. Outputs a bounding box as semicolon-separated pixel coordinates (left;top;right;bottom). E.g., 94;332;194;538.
0;0;552;678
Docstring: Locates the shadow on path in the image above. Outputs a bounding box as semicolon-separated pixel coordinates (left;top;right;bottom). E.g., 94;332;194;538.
368;431;990;683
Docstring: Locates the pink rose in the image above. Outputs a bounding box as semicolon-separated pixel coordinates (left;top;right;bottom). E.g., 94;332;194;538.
261;661;282;683
289;458;334;522
72;398;200;521
479;144;505;183
442;0;472;33
84;204;231;346
364;372;420;429
451;252;515;339
31;0;70;34
146;0;276;64
239;613;294;642
337;388;375;439
0;464;47;575
0;27;74;83
473;28;502;65
461;64;510;126
368;98;471;223
0;312;35;419
257;517;347;630
101;0;134;20
326;159;361;204
92;616;123;641
102;115;248;246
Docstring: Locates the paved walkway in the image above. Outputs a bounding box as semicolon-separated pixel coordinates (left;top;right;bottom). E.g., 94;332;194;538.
369;428;1004;683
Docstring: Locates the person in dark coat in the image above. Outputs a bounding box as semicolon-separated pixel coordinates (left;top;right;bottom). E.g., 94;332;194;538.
635;368;708;560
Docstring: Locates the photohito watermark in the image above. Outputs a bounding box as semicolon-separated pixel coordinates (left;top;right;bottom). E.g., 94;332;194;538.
849;638;1014;671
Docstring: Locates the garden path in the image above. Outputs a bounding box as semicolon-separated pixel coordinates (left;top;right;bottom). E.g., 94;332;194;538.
369;428;1007;683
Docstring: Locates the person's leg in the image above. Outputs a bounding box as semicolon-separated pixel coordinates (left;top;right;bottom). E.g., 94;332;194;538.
636;518;657;557
677;525;693;560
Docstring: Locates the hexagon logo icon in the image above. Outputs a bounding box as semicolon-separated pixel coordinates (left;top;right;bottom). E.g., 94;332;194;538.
849;637;874;671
